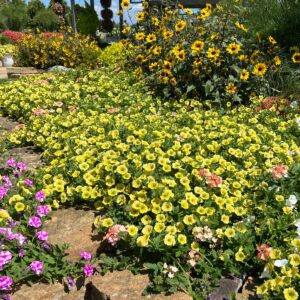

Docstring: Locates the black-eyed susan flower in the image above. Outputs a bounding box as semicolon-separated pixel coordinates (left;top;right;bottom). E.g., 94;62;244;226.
135;32;145;41
136;12;146;22
175;20;187;31
292;52;300;63
121;0;129;8
253;62;268;76
240;69;249;81
226;42;241;55
226;83;237;94
207;47;220;61
146;34;156;43
191;40;204;54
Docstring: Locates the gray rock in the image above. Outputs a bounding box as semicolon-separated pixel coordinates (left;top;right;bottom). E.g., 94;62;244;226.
207;277;243;300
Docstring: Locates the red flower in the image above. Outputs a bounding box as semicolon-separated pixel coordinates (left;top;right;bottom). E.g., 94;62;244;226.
257;244;271;261
206;173;222;188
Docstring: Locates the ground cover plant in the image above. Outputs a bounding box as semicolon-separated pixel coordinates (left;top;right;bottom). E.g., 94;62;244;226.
0;61;299;298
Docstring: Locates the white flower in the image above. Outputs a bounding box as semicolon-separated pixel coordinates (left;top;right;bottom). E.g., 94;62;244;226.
163;263;168;269
286;195;298;207
259;267;271;279
296;118;300;129
168;272;174;278
170;266;178;273
274;259;288;267
268;185;280;192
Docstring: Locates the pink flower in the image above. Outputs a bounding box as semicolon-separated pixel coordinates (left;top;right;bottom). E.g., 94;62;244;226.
83;265;94;277
28;216;42;228
0;186;8;200
17;162;26;169
198;169;209;177
257;244;272;261
105;224;126;246
35;191;46;202
0;251;12;264
6;159;16;167
272;165;288;180
0;276;13;290
36;205;50;217
54;101;63;107
36;231;48;241
80;251;92;261
206;173;222;188
24;179;34;187
30;261;44;275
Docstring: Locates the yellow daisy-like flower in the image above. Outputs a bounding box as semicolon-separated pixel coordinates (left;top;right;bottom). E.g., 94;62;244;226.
191;40;204;54
252;63;268;76
226;83;237;94
146;34;156;43
135;32;145;41
207;47;220;61
136;12;146;22
292;52;300;63
274;56;282;66
120;0;129;9
226;42;241;55
224;228;236;238
240;69;249;81
175;20;187;31
163;30;173;40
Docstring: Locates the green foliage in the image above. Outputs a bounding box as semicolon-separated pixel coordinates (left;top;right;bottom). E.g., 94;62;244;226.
0;0;29;31
228;0;300;49
32;9;59;31
27;0;45;19
75;2;100;36
0;34;11;45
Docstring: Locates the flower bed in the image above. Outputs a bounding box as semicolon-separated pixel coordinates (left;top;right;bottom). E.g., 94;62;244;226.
0;65;299;298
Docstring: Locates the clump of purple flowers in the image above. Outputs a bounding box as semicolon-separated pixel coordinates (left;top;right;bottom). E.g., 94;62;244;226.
35;191;46;202
0;276;13;291
28;216;42;228
30;261;44;275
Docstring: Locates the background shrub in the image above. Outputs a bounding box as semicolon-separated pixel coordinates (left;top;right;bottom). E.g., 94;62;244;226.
75;2;100;36
32;9;60;32
17;30;101;68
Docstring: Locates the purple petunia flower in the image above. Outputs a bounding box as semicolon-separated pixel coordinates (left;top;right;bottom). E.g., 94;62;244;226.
35;191;46;202
36;205;50;217
17;162;26;169
0;276;13;291
14;233;27;246
18;249;26;257
24;179;34;187
80;251;92;261
41;242;50;250
6;159;16;168
36;231;48;241
1;177;12;187
0;251;12;266
30;261;43;275
28;216;42;228
83;265;94;277
0;186;8;200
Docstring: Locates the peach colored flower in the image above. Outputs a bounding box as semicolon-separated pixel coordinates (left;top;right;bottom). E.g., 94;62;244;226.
272;165;288;180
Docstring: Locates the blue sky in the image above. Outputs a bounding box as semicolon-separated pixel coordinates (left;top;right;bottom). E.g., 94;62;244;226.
39;0;143;23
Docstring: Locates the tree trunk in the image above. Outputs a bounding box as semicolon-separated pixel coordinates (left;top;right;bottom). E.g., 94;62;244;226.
71;0;77;33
